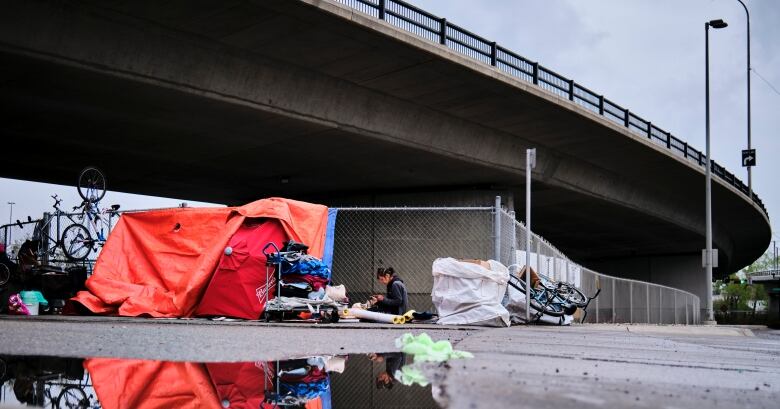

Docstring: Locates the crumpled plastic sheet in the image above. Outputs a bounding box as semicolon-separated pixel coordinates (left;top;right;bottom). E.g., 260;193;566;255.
394;365;430;387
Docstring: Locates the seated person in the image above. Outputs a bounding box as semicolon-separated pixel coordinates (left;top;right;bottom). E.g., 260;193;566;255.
370;267;410;315
369;352;405;390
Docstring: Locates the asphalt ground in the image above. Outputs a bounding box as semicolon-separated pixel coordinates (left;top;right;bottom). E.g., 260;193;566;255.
1;316;779;408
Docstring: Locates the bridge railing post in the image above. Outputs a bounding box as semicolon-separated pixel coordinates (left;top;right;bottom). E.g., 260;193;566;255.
490;42;497;66
378;0;385;20
624;109;630;128
532;63;539;85
439;18;447;45
568;80;575;101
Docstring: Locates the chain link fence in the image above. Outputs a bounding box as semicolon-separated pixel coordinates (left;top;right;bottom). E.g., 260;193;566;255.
332;199;701;324
2;198;701;324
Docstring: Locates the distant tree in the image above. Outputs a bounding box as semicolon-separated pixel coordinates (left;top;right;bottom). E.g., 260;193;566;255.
722;282;751;310
749;284;769;315
743;249;779;274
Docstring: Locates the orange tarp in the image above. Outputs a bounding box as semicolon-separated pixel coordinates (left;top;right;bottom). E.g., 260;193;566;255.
72;198;328;317
85;358;222;409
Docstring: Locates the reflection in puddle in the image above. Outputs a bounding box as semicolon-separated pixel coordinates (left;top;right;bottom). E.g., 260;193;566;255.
0;353;440;408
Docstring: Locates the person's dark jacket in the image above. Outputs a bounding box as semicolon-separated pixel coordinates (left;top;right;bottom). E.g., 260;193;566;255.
378;275;409;315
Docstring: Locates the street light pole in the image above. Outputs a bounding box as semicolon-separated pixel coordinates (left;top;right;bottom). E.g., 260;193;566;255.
737;0;752;199
705;19;728;323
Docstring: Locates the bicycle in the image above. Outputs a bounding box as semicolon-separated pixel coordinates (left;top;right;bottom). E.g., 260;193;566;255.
65;198;119;261
31;195;88;263
33;167;118;262
508;265;600;323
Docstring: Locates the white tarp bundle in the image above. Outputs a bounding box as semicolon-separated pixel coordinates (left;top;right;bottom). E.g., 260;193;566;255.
431;258;510;327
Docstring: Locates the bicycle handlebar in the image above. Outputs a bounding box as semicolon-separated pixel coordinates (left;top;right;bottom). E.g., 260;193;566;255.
51;194;62;209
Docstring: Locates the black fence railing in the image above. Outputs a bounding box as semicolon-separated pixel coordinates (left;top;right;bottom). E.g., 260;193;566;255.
335;0;767;217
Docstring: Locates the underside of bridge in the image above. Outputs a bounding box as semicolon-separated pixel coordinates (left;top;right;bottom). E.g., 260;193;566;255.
0;0;770;297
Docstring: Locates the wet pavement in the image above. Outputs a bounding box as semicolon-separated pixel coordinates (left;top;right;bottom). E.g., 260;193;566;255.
0;353;440;408
1;316;779;408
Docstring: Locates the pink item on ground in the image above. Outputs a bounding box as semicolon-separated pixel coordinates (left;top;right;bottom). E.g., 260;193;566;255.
8;293;30;315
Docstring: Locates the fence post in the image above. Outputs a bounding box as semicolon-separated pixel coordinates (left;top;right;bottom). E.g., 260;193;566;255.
674;292;678;324
624;109;630;128
659;289;663;323
494;196;501;262
646;284;650;323
629;281;633;323
647;122;652;139
378;0;385;20
509;211;517;268
612;279;616;323
683;142;688;158
439;18;447;45
598;96;605;115
595;278;599;323
536;238;541;270
41;212;51;265
666;131;672;149
490;42;497;66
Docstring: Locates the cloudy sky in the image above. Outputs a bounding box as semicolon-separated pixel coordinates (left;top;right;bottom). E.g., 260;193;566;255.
1;0;778;253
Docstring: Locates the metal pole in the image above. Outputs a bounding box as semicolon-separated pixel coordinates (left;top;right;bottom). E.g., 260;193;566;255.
773;240;777;270
525;148;536;323
737;0;752;199
510;211;517;268
705;22;714;323
494;196;501;262
7;202;14;250
629;281;633;323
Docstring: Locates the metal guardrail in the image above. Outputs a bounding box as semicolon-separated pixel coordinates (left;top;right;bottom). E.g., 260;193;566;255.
746;269;780;277
499;209;700;324
334;0;767;218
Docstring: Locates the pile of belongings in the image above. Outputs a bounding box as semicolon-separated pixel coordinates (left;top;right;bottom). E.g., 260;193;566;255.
276;241;332;300
431;258;511;327
268;357;333;406
431;258;577;326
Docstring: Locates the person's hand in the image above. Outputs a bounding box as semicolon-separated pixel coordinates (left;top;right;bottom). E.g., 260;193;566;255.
373;294;384;302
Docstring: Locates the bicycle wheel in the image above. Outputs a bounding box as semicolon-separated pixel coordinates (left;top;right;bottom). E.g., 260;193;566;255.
560;285;588;308
77;167;106;203
61;224;93;261
56;386;89;409
0;263;9;286
530;296;566;317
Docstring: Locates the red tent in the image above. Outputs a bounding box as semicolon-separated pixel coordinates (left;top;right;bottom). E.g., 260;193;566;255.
72;198;328;317
195;219;288;319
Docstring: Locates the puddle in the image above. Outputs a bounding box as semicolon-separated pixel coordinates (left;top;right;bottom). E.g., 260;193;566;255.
0;353;443;408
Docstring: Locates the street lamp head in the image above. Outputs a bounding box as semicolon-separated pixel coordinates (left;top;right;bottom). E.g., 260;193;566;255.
708;19;728;29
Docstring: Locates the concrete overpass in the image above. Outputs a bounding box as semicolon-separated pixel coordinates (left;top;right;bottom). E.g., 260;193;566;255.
0;0;770;304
